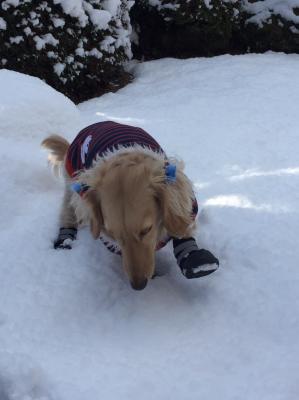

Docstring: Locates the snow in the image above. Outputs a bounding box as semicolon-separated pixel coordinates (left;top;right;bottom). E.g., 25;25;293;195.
0;69;80;139
2;0;20;8
23;27;32;36
148;0;161;6
245;0;299;26
52;17;65;28
100;35;117;52
1;53;299;400
33;34;59;51
53;62;66;76
88;47;103;58
86;7;112;30
148;0;180;10
53;0;89;26
75;46;85;57
53;0;130;28
146;0;238;12
9;36;23;44
47;51;56;58
0;17;7;30
103;0;121;16
0;353;57;400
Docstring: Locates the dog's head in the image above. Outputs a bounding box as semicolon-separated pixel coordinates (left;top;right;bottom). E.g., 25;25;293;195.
80;152;194;290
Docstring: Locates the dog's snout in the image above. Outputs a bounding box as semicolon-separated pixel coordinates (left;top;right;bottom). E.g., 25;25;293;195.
130;278;148;291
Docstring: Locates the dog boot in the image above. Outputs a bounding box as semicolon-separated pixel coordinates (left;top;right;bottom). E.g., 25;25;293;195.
173;237;219;279
54;227;77;249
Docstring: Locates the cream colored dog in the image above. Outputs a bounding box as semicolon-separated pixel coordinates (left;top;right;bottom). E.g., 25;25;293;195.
42;134;194;289
42;121;219;290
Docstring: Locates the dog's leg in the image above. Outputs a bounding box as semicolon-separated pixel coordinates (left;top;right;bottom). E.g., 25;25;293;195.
173;237;219;278
54;186;78;249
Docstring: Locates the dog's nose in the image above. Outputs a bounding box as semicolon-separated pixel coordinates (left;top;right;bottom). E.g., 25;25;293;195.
130;278;148;291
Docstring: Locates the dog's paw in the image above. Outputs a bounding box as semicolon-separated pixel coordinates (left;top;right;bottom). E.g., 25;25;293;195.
54;238;73;250
181;249;219;279
53;227;77;250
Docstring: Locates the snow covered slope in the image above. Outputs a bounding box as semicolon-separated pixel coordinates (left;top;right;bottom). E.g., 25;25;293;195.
0;53;299;400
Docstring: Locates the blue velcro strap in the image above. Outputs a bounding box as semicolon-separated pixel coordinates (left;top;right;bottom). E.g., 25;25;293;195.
165;163;176;183
71;182;89;195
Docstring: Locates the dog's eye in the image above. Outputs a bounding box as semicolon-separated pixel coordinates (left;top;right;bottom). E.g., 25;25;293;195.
140;226;152;238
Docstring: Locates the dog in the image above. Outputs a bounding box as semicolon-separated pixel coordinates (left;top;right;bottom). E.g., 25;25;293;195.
42;121;219;290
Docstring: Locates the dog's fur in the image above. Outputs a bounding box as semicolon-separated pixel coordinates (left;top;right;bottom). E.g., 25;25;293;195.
42;135;196;289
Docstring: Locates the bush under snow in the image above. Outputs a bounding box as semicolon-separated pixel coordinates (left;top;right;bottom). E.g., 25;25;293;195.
244;0;299;26
243;0;299;53
131;0;241;58
0;0;134;103
1;0;299;101
131;0;299;58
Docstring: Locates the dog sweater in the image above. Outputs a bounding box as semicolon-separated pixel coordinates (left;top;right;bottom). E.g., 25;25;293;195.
65;121;164;177
65;121;197;255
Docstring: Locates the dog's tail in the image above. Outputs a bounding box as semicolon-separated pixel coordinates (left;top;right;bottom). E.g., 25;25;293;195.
41;135;70;176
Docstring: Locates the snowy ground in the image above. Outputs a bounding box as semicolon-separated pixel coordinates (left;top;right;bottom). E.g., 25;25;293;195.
0;53;299;400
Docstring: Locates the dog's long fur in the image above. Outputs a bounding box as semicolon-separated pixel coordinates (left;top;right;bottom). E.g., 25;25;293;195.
41;135;69;176
42;134;196;288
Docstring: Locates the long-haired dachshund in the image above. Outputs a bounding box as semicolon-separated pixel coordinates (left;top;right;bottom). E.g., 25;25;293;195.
42;121;219;290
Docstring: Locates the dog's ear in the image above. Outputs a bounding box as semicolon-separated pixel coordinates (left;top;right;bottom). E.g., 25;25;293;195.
151;163;194;237
84;189;103;239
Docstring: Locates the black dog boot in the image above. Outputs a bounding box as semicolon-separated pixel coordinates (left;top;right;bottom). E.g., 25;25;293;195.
173;237;219;279
54;227;77;249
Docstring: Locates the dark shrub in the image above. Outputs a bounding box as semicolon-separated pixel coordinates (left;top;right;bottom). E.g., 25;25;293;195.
242;1;299;54
0;0;134;103
131;0;242;59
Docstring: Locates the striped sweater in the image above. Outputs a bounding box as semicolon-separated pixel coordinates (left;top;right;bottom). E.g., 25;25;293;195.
66;121;164;178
